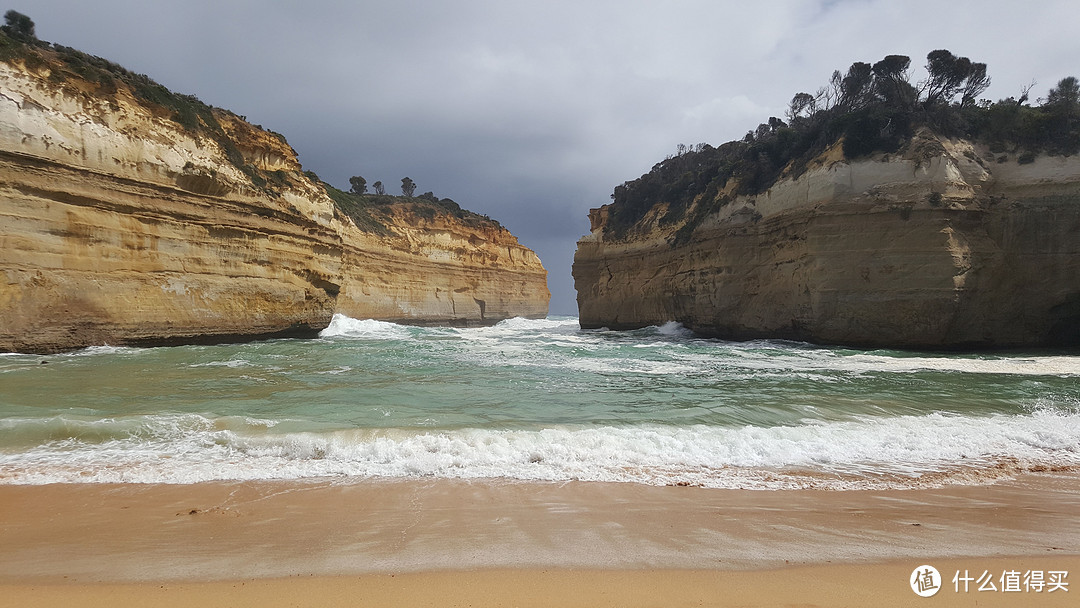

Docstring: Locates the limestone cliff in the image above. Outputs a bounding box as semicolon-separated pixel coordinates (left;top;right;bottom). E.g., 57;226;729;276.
574;132;1080;348
0;44;548;353
334;203;549;325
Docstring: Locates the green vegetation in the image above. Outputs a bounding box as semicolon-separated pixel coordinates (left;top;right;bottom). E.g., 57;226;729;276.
0;12;507;234
310;174;501;234
0;21;291;194
0;10;39;62
319;180;390;235
1;10;34;41
606;50;1080;242
348;175;367;195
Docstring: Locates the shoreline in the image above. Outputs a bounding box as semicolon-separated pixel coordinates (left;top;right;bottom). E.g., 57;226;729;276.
1;474;1077;605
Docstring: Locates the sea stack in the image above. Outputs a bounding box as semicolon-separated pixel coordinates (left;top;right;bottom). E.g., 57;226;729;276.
0;33;549;352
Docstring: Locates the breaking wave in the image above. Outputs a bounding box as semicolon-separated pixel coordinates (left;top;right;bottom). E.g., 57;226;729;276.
3;314;1079;489
1;408;1077;489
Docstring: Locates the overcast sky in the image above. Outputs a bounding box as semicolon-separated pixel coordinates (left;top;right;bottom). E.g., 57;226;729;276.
21;0;1080;314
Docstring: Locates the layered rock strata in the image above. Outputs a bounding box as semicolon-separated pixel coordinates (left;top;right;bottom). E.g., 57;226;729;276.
574;134;1080;349
0;59;548;353
334;207;549;326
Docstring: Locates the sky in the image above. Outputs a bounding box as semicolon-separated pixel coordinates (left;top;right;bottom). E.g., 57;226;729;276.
18;0;1080;315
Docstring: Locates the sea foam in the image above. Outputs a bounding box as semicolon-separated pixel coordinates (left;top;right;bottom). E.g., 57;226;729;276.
2;409;1077;489
318;314;414;340
4;315;1079;489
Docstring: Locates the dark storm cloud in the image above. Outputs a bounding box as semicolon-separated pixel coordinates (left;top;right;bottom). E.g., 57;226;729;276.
19;0;1080;314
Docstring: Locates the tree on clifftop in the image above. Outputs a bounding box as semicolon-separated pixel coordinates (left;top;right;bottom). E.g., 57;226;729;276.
872;55;916;111
1047;76;1080;109
1;10;35;40
401;177;416;197
922;49;990;108
348;175;367;195
372;180;385;195
1045;76;1080;154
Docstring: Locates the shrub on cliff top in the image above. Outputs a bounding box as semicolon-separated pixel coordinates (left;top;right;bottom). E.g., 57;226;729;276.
1;10;35;41
0;19;300;195
312;176;500;234
349;175;368;195
1;14;506;234
319;181;389;235
605;49;1080;241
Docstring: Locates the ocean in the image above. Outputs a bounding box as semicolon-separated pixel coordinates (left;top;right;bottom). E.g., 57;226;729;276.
0;315;1078;490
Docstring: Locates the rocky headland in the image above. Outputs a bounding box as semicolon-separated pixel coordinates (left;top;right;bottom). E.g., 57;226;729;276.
574;52;1080;349
0;33;548;353
575;135;1080;348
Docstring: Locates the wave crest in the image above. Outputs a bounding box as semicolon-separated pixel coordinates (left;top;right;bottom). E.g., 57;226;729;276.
318;314;413;340
2;410;1077;489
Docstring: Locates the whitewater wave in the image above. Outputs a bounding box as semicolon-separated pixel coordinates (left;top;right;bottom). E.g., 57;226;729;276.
489;316;580;332
71;345;146;357
312;314;1080;378
318;315;578;342
318;315;415;340
654;321;695;338
1;410;1077;489
4;315;1080;490
782;352;1080;377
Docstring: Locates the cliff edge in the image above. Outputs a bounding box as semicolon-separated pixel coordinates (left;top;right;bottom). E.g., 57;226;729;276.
0;34;548;352
574;132;1080;349
575;51;1080;349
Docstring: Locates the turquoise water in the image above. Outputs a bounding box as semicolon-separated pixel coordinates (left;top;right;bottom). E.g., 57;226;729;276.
0;316;1078;489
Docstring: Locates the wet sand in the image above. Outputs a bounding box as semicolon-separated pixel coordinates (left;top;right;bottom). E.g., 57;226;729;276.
1;473;1078;606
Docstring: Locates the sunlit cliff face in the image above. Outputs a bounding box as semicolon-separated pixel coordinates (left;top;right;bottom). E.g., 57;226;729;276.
0;58;547;353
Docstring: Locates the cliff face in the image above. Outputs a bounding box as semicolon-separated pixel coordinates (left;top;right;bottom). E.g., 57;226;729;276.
574;133;1080;349
0;56;547;352
334;206;549;325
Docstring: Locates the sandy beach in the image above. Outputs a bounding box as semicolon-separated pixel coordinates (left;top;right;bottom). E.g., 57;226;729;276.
1;473;1078;606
